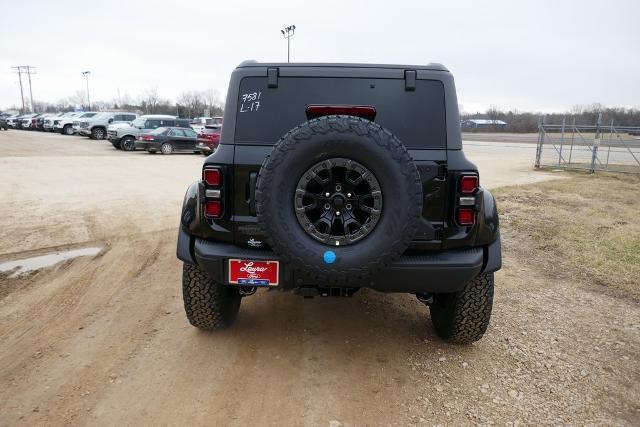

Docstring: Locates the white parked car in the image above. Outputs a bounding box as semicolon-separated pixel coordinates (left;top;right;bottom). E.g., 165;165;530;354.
71;112;99;135
43;112;66;132
190;116;223;134
77;112;138;140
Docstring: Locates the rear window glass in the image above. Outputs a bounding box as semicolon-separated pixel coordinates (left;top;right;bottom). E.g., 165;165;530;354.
235;76;446;149
202;127;221;134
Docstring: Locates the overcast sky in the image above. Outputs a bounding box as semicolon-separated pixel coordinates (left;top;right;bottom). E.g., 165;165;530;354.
1;0;639;113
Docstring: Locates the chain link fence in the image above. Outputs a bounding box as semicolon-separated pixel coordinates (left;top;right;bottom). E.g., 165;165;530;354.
535;114;640;173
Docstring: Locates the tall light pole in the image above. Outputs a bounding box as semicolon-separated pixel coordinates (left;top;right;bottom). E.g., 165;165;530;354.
82;71;91;110
280;25;296;63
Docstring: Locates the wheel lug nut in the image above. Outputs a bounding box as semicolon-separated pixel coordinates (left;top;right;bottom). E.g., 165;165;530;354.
347;193;352;198
346;204;352;210
335;184;342;192
325;192;330;197
324;203;330;210
335;211;341;216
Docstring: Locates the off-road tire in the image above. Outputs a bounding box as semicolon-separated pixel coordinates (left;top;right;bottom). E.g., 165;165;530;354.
255;115;422;284
429;273;494;344
120;136;135;151
182;263;241;330
63;124;74;135
91;127;105;140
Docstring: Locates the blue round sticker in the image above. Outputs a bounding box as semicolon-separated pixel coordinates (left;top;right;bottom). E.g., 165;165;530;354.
323;251;336;264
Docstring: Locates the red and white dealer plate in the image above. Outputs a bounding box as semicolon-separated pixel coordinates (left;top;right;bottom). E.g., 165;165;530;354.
228;259;279;287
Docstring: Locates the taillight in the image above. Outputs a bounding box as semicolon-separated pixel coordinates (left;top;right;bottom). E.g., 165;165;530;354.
306;105;377;121
203;168;221;186
204;201;222;218
457;208;475;226
459;175;479;194
203;167;223;219
139;135;154;141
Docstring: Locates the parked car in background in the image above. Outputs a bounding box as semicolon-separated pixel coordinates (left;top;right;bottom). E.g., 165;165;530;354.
13;115;26;129
72;112;99;135
35;113;57;131
135;127;199;154
196;125;221;155
53;112;82;133
77;112;137;140
190;117;223;133
43;112;66;132
19;114;38;130
108;115;191;150
56;111;98;135
6;114;20;128
0;117;8;130
29;114;46;130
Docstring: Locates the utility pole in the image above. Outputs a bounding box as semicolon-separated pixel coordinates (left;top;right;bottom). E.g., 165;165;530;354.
24;66;36;112
280;25;296;63
82;71;91;109
10;66;26;113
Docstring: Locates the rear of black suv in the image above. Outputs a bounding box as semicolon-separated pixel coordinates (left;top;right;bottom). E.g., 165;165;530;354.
177;62;501;343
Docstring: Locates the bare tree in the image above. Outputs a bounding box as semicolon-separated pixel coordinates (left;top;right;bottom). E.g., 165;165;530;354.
141;87;160;114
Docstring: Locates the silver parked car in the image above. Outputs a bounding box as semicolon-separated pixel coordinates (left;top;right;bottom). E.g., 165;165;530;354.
77;112;138;140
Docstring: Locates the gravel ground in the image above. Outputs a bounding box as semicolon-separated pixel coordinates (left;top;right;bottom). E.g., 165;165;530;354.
0;130;638;425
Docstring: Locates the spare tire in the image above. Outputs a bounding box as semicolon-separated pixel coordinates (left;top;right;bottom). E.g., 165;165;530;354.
255;115;422;283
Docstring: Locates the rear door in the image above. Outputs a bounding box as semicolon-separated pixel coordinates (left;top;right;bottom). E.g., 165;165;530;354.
182;128;198;150
168;128;187;150
231;70;449;247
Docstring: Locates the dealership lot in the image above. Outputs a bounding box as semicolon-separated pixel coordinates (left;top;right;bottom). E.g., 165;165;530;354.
1;131;637;425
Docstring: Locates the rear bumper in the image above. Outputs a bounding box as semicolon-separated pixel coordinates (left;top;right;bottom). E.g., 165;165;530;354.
178;229;501;293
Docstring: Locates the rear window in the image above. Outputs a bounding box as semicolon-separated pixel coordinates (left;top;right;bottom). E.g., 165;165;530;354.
202;127;221;134
235;76;446;148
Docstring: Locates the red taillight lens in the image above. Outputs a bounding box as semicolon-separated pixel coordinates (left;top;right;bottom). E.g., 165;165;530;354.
204;201;222;218
139;135;154;141
459;175;479;194
457;208;475;226
306;105;377;121
203;168;221;186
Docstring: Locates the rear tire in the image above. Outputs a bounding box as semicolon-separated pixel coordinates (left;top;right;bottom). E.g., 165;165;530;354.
120;136;135;151
429;273;494;344
182;263;241;330
63;124;73;135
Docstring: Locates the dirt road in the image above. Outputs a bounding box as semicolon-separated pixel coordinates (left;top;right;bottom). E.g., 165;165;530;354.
1;131;638;425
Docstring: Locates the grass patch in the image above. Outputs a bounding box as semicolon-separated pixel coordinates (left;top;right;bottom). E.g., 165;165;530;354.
494;172;640;299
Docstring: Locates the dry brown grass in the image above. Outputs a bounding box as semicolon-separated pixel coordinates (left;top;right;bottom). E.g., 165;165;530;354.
494;172;640;299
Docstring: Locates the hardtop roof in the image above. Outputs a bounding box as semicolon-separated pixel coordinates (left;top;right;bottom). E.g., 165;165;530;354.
237;61;449;72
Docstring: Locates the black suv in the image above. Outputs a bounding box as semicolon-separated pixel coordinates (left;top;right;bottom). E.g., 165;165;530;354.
177;62;501;344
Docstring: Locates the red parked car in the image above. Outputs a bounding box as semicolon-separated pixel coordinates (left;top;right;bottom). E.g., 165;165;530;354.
196;125;221;155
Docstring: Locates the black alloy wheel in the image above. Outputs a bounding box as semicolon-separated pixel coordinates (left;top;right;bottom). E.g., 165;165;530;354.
294;158;382;246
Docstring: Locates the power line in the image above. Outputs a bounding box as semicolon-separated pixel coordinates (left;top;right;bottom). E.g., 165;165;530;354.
10;67;26;112
10;66;37;112
25;66;36;113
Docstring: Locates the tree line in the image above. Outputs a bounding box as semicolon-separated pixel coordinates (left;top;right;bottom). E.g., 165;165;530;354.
10;88;225;118
461;103;640;132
